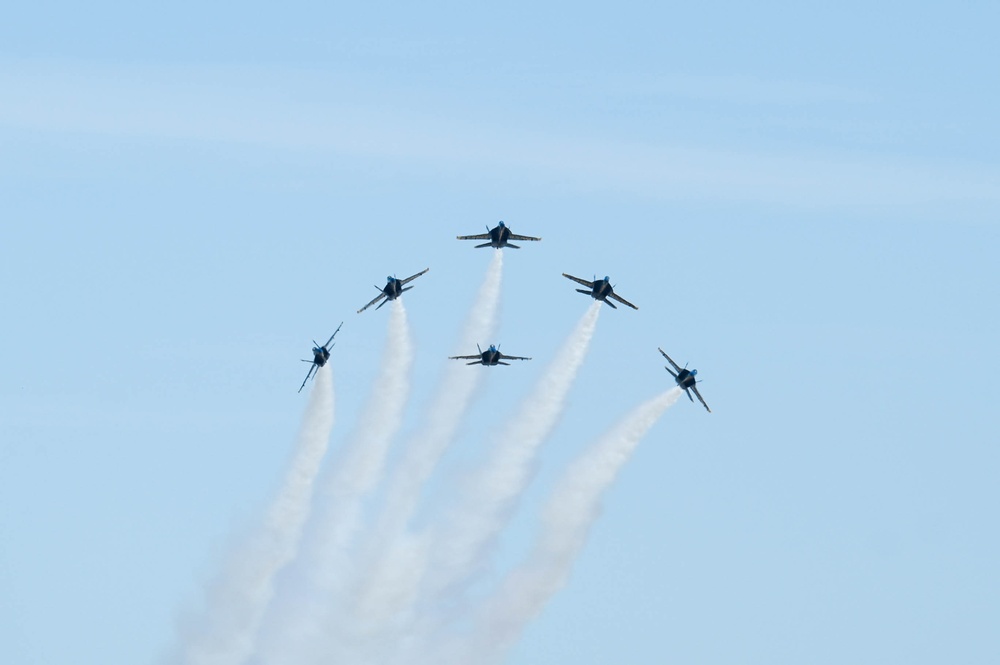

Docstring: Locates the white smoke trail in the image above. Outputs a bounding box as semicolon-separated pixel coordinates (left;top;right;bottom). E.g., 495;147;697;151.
254;300;414;665
452;387;682;664
346;251;504;636
421;300;603;612
178;365;335;665
312;299;414;583
376;249;503;546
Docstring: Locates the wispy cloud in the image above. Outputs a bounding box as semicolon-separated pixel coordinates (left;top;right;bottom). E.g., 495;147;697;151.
4;59;997;208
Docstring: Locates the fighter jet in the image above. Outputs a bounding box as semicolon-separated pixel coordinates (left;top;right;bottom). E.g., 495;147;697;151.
562;273;638;310
299;322;343;392
357;268;430;313
658;347;710;412
449;344;532;366
457;221;541;249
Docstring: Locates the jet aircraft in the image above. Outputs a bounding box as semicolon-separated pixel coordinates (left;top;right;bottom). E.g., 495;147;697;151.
449;344;532;366
357;268;430;313
562;273;638;310
658;347;711;412
457;221;541;249
299;322;343;392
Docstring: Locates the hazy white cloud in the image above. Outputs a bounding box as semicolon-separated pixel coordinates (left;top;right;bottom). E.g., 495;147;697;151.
2;60;998;209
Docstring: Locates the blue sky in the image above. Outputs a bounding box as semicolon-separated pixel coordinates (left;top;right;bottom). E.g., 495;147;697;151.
2;2;999;664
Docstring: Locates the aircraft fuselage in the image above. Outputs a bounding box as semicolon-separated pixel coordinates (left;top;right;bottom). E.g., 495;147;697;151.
480;349;502;365
675;368;696;389
488;226;511;248
590;279;614;302
383;279;404;300
313;348;330;367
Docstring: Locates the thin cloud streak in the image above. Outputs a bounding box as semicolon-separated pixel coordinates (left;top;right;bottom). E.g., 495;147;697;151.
2;61;997;208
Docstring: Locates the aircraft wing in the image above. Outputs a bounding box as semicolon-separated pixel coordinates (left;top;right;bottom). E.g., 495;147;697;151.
399;268;430;285
298;363;317;393
498;352;532;361
457;233;491;241
449;354;481;360
562;273;594;288
509;233;541;242
658;347;683;373
323;322;344;347
609;291;639;310
357;292;387;313
691;385;712;413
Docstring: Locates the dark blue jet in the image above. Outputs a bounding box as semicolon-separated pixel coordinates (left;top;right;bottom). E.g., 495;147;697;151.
562;273;638;310
457;221;541;249
659;347;711;412
449;344;531;366
299;322;343;392
357;268;430;313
